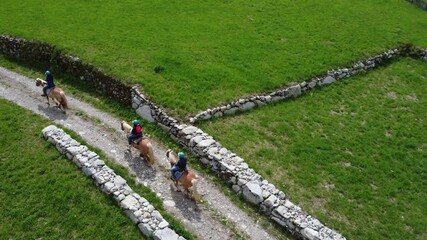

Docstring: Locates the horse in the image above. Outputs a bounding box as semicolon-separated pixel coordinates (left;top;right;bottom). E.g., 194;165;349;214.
35;78;68;113
120;121;156;166
166;149;201;202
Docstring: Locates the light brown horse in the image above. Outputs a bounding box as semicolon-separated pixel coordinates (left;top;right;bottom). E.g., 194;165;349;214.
121;121;156;166
166;149;201;202
35;78;68;113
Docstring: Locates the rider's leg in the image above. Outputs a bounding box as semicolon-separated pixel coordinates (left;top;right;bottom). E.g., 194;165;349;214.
41;86;48;97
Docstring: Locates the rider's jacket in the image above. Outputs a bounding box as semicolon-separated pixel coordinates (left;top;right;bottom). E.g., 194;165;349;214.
46;75;55;88
175;156;187;171
132;124;143;136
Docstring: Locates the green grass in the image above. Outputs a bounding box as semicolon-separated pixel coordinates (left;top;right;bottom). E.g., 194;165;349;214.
198;58;427;240
1;0;427;116
0;55;292;239
0;98;194;240
0;99;146;239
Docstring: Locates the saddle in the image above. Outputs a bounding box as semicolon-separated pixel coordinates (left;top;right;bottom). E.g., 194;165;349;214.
173;169;188;181
46;86;55;95
132;136;146;145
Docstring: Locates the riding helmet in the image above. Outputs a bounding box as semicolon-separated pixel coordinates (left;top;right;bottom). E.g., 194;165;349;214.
45;70;51;75
178;152;185;158
133;119;139;125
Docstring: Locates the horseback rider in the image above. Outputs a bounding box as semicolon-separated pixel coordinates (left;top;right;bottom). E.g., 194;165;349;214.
171;152;188;182
128;119;144;149
41;70;55;97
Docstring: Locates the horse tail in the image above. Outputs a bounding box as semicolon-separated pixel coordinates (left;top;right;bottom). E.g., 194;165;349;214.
190;177;202;203
60;91;68;111
146;142;156;165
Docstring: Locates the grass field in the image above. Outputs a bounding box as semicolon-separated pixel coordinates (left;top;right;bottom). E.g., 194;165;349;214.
198;58;427;240
1;0;427;115
0;99;147;239
0;98;194;239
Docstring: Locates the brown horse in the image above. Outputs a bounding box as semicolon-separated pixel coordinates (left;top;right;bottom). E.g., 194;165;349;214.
35;78;68;113
166;149;201;202
121;121;156;166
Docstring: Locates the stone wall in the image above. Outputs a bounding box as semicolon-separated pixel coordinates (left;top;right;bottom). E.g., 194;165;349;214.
407;0;427;10
131;46;426;239
42;125;185;240
0;35;132;106
132;88;346;240
190;45;427;123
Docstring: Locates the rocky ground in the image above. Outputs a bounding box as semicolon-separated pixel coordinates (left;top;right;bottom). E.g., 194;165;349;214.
0;67;277;240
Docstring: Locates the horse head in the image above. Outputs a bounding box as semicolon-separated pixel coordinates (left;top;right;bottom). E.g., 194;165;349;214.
120;121;125;131
166;149;177;167
35;78;43;87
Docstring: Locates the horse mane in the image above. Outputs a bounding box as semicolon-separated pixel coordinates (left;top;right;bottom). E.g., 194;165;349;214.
166;149;178;166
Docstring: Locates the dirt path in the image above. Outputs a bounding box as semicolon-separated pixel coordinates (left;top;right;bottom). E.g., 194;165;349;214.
0;67;276;240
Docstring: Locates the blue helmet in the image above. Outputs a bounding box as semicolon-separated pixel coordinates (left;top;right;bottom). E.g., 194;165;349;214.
45;70;51;75
132;119;139;125
178;152;185;158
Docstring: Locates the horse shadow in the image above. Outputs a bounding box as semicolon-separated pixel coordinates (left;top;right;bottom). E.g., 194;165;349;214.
169;181;202;222
124;151;157;181
37;104;68;121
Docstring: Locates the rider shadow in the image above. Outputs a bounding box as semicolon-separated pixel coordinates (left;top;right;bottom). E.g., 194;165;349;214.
169;183;202;222
37;104;68;121
124;151;157;181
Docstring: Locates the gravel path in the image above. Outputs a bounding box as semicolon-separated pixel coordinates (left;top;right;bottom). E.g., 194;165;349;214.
0;67;276;240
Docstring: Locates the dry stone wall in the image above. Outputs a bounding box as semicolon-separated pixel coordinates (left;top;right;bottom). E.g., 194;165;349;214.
132;88;346;240
42;125;185;240
131;46;427;240
2;34;426;240
0;34;132;105
407;0;427;10
190;45;427;123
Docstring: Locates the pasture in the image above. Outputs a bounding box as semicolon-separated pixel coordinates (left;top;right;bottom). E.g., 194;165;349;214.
0;99;192;240
198;58;427;240
1;0;427;116
1;0;427;239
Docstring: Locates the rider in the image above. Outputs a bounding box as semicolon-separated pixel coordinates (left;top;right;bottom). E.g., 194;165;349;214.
171;151;188;182
41;70;55;97
128;119;143;149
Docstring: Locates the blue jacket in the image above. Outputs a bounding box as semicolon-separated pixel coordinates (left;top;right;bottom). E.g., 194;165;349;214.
46;74;55;88
175;156;187;171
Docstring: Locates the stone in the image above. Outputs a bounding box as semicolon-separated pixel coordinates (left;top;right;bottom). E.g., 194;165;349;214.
322;76;336;85
158;220;169;229
152;210;163;221
136;105;155;122
288;85;301;97
189;136;204;147
197;139;215;149
301;228;319;240
104;182;114;192
138;223;154;236
114;175;127;186
153;227;179;240
42;125;57;138
242;181;263;205
239;101;256;111
232;184;241;193
125;209;139;223
224;107;238;115
93;159;105;167
82;166;96;176
181;126;198;135
264;194;277;209
120;195;139;209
